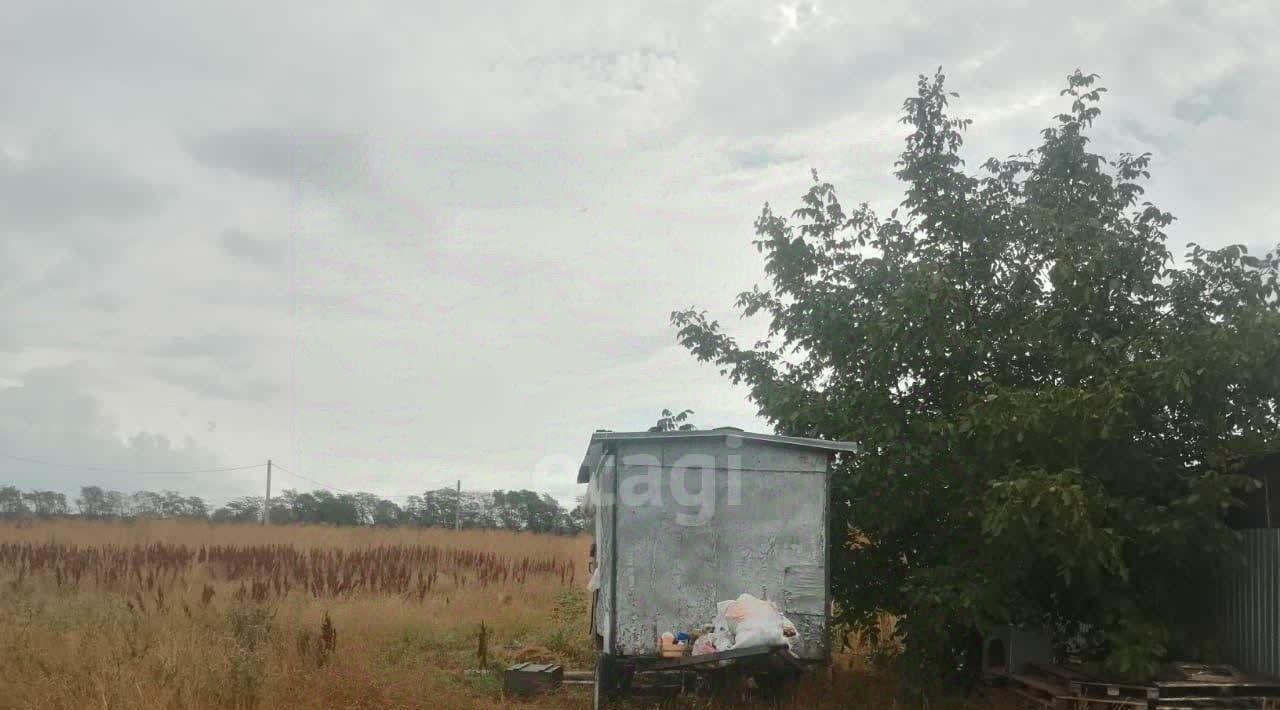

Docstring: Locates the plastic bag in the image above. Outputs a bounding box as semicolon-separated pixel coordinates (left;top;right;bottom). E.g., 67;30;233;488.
719;593;798;650
713;600;733;638
692;632;723;656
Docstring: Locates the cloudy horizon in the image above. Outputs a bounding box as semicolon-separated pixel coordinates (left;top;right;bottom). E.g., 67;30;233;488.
2;1;1277;509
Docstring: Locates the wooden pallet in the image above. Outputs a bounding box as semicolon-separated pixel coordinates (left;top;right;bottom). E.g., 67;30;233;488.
1071;679;1161;704
1155;699;1278;710
1001;662;1280;710
1154;679;1280;699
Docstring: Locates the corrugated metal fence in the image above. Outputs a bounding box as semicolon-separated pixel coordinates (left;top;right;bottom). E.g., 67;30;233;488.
1215;529;1280;678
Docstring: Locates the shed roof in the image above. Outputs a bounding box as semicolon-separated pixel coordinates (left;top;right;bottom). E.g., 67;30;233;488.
577;428;858;483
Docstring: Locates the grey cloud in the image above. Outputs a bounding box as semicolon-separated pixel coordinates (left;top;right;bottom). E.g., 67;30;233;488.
149;333;282;404
0;144;167;230
1116;118;1178;151
196;278;382;318
725;145;804;171
81;292;121;313
412;141;601;209
586;332;675;366
1173;71;1254;125
0;363;226;494
220;228;288;266
512;47;688;101
152;332;262;367
186;128;369;193
153;369;281;403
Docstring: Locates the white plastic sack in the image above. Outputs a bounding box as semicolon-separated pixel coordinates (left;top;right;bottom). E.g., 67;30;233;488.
713;600;733;638
719;593;799;650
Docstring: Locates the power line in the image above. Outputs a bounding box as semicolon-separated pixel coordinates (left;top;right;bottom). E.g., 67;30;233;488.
271;463;354;494
0;452;267;476
270;464;464;501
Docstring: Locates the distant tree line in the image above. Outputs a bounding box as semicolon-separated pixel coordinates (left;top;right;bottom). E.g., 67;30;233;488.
0;484;589;535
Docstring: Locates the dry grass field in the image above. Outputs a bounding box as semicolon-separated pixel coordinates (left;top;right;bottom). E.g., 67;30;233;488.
0;520;1003;710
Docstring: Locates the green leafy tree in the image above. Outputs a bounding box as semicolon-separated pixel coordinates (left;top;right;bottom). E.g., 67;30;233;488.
351;492;385;526
565;496;592;535
211;496;262;523
23;490;69;518
131;490;165;517
0;485;27;518
491;489;566;533
404;487;462;527
370;498;403;527
160;491;207;519
104;489;128;517
283;490;361;526
77;486;112;518
672;69;1280;681
648;408;696;432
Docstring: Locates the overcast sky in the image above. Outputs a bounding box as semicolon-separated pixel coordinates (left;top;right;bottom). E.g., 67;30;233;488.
1;0;1276;508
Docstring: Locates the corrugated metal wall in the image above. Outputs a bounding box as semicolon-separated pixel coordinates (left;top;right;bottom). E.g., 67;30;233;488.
1216;529;1280;678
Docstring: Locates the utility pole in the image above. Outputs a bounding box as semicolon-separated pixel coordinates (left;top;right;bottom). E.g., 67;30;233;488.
263;460;272;525
455;479;461;531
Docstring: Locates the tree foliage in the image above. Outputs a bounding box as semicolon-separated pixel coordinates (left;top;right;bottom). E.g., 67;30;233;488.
227;486;583;532
648;408;697;432
2;482;585;534
673;69;1280;679
66;486;206;519
22;490;69;518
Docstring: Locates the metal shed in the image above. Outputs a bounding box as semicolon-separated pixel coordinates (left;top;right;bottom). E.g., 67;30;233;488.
578;428;857;664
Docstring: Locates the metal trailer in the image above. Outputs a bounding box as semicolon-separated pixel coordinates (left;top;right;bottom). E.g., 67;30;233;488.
577;428;857;706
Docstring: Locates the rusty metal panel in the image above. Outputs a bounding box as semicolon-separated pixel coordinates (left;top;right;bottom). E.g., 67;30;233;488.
607;437;830;661
1216;529;1280;678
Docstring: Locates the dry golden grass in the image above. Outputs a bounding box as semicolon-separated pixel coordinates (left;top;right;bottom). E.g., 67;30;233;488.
0;520;1003;710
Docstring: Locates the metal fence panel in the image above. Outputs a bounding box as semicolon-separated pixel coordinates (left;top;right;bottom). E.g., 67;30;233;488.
1216;529;1280;678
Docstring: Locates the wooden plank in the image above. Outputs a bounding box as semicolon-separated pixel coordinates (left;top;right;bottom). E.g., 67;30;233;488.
1030;663;1095;683
1152;681;1280;702
1157;699;1274;710
637;644;787;672
1009;686;1057;708
1169;663;1246;683
1155;680;1280;690
1072;698;1152;708
1010;673;1071;696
